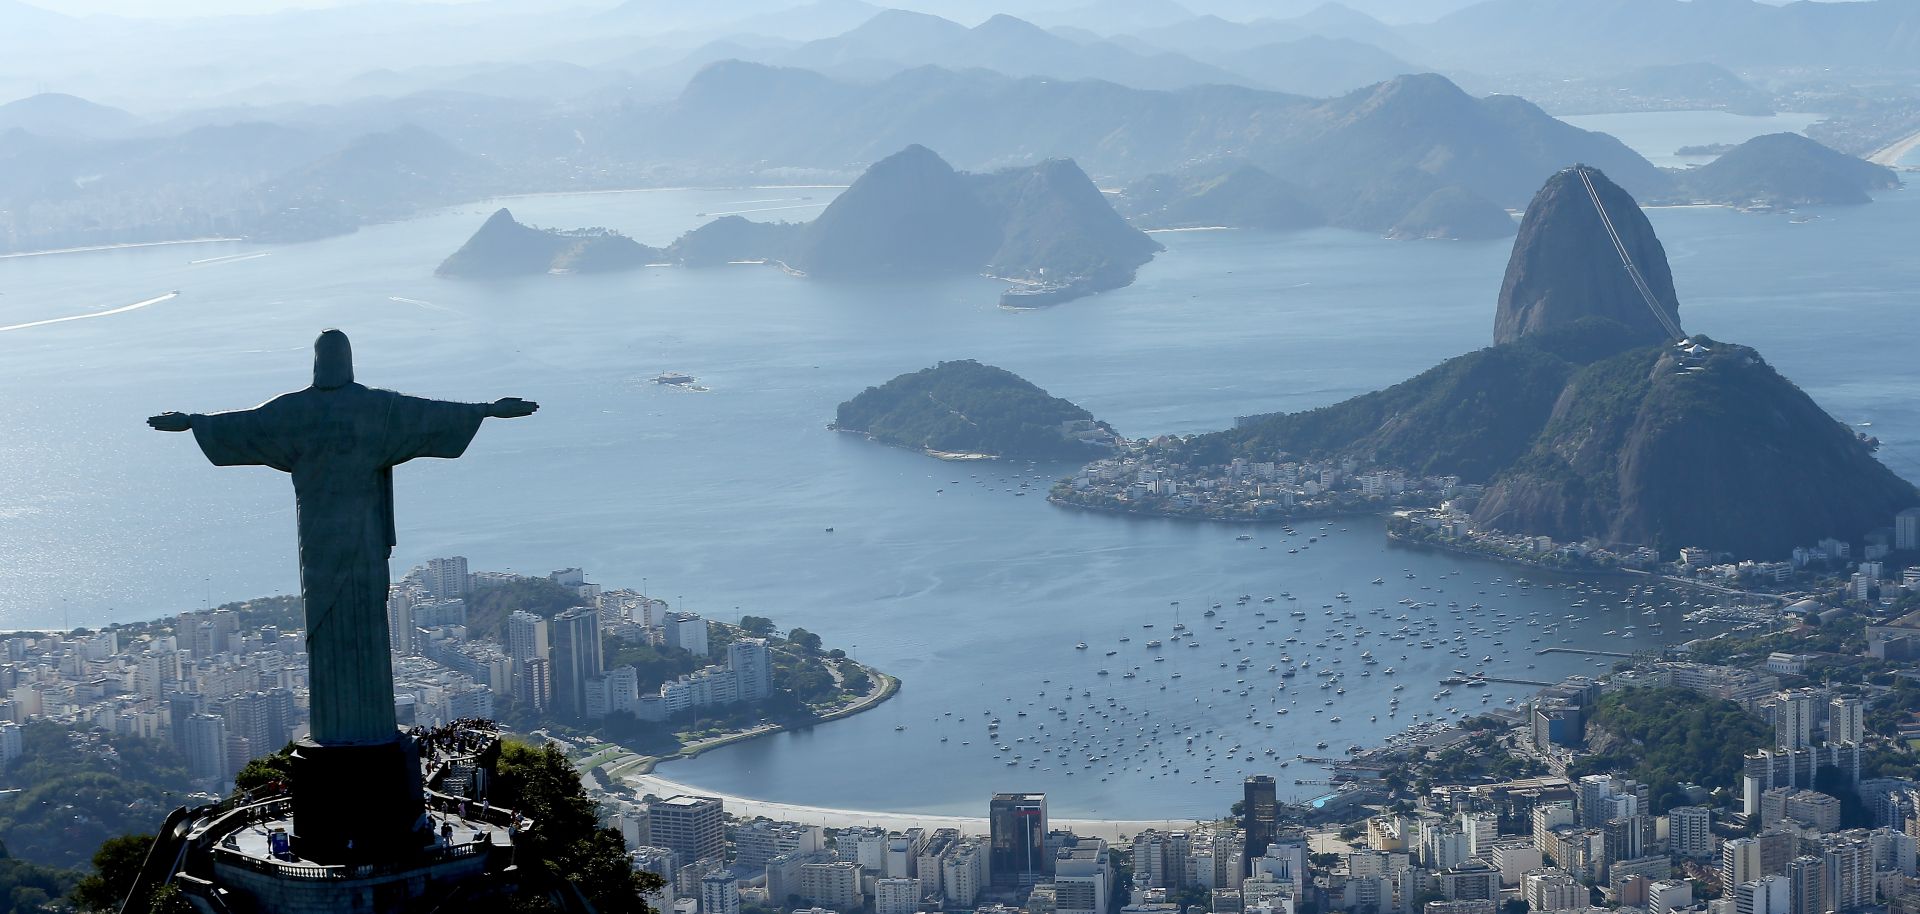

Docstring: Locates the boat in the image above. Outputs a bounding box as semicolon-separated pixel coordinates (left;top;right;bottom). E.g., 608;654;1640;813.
1075;642;1088;650
999;280;1089;308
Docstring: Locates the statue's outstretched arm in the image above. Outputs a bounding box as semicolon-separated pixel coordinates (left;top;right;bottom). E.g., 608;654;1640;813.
486;398;538;419
148;412;193;432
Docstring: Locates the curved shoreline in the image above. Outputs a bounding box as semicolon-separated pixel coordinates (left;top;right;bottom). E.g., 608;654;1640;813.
600;660;900;781
1867;127;1920;167
1046;494;1390;526
619;768;1208;841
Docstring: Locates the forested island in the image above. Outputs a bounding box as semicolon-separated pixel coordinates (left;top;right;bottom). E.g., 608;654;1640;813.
834;360;1118;460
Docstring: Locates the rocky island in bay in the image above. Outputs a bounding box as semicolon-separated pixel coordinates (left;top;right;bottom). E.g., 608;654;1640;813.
437;207;664;278
834;359;1118;460
670;144;1161;306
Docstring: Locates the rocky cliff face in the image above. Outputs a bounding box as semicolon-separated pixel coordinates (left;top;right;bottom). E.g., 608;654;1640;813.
1180;166;1917;559
1492;166;1680;346
1474;340;1919;557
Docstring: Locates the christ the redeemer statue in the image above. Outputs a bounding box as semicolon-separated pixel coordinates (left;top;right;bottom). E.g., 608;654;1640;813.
150;329;536;749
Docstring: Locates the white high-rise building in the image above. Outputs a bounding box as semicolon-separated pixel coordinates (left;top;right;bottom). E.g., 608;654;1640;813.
728;638;773;702
1669;806;1714;860
1774;689;1818;750
664;612;709;657
1648;880;1693;913
1733;876;1789;914
1054;839;1111;914
507;611;549;663
701;872;740;914
1523;870;1582;912
1895;507;1920;551
1828;697;1865;746
425;556;469;598
875;877;921;914
386;589;415;654
1459;813;1497;858
0;721;21;764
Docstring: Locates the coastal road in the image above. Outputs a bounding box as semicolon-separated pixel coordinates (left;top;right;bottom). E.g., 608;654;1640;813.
621;771;1207;841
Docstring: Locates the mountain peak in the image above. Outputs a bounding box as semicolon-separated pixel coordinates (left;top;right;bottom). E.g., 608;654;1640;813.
1493;165;1681;346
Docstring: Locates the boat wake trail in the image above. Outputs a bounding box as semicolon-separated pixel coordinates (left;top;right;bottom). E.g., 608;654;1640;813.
189;251;272;266
0;291;180;334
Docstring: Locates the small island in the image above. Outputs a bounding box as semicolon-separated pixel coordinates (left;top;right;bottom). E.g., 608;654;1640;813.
1675;143;1738;157
833;359;1119;460
436;207;664;278
1673;133;1900;207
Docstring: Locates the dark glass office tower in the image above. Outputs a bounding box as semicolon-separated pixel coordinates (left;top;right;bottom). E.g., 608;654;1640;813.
990;793;1049;887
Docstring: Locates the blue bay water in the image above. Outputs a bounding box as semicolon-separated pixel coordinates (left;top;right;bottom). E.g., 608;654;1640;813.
0;146;1915;818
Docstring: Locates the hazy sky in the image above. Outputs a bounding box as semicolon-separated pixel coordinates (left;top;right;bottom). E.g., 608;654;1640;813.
29;0;492;16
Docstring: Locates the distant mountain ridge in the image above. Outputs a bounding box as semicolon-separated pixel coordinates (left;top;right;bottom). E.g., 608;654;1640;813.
650;64;1665;237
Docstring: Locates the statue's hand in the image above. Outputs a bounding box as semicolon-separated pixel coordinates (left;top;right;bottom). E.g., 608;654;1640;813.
489;397;538;419
148;412;193;432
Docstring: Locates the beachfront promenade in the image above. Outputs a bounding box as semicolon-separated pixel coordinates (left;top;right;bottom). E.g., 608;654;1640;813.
621;772;1206;842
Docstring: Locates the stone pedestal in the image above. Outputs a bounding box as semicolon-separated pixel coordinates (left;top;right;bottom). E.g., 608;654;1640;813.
291;737;426;862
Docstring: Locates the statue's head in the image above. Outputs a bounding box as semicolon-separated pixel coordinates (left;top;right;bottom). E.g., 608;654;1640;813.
313;329;354;389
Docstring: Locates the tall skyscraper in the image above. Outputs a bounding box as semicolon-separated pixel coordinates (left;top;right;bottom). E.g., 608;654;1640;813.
701;872;741;914
649;795;726;864
1895;507;1920;551
506;610;550;664
425;556;470;598
551;606;604;719
728;638;773;702
1828;697;1865;746
184;713;230;785
989;793;1048;888
1243;775;1278;873
1775;689;1817;750
385;588;415;654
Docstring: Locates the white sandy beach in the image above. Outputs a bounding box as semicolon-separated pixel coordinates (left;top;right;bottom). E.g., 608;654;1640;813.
623;772;1208;841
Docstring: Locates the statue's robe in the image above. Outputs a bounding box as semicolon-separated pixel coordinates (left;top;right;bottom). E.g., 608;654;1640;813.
191;383;487;746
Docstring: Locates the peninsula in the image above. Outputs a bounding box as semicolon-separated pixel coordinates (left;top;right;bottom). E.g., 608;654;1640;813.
1057;166;1919;561
834;359;1118;461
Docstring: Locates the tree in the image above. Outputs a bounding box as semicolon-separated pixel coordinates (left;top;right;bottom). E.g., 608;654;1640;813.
786;628;822;653
492;740;665;914
739;616;775;637
232;745;297;796
70;833;154;913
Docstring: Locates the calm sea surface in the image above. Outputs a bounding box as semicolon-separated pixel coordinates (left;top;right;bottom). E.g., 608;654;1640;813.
0;118;1914;818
